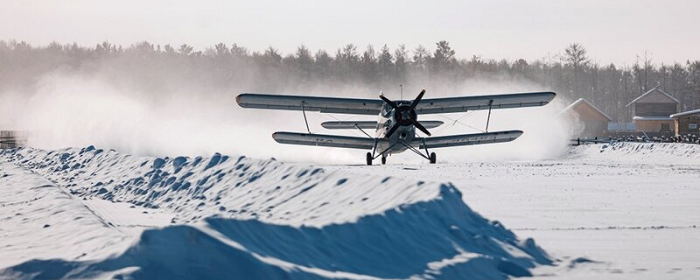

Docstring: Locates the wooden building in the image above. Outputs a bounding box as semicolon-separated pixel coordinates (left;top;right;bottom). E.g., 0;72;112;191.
625;86;679;134
561;98;612;138
670;109;700;136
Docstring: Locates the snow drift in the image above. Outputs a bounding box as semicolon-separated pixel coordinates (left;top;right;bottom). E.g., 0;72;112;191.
0;147;551;279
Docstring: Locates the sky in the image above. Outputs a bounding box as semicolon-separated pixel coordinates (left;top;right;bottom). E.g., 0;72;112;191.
2;0;699;65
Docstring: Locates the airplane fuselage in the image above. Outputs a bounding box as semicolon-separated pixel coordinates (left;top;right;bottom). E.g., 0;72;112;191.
375;103;416;154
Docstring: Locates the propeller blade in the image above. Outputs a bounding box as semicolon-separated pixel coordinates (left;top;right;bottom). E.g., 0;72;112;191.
379;95;398;109
411;119;432;136
409;89;426;110
385;124;400;138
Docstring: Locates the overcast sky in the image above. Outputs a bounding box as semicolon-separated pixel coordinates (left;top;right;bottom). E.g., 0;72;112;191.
2;0;698;65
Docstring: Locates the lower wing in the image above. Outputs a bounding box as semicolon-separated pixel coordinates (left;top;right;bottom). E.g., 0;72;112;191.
415;130;523;149
272;132;380;150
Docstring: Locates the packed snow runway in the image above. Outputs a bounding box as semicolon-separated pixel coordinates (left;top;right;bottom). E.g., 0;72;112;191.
325;142;700;279
1;142;699;279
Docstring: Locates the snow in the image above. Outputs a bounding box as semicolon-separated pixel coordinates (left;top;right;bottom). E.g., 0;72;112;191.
1;142;699;279
0;162;131;268
0;146;550;279
670;108;700;119
324;142;700;279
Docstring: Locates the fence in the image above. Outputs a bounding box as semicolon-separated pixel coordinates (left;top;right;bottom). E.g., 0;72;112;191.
571;133;700;146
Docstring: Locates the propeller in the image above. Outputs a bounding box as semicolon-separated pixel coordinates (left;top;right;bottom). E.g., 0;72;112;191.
380;89;431;138
410;89;425;110
379;95;398;109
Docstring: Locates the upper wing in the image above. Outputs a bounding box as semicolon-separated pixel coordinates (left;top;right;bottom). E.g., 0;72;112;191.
415;92;555;114
414;130;523;149
272;132;380;150
237;93;384;115
237;91;555;115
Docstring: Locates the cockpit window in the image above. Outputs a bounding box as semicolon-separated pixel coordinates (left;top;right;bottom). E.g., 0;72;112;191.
384;119;392;128
381;103;393;117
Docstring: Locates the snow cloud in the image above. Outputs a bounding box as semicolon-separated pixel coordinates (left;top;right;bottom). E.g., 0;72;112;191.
1;64;574;163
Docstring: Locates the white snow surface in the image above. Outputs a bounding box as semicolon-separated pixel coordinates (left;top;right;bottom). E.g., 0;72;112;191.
325;142;700;279
0;146;550;280
1;142;699;279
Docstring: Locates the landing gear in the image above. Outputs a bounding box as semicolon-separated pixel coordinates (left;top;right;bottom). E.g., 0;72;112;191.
366;152;373;166
429;152;436;164
381;155;387;165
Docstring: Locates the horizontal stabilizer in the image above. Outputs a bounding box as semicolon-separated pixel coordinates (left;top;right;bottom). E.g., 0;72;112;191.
415;130;523;149
322;120;444;130
272;132;381;150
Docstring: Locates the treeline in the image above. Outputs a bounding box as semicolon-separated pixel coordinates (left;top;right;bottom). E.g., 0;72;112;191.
1;40;699;121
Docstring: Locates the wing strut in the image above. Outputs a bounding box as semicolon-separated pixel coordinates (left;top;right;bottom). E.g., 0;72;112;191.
301;101;311;133
421;137;431;157
354;124;373;138
398;140;431;160
485;99;493;132
371;138;379;158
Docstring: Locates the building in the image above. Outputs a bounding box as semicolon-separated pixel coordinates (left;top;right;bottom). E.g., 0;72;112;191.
0;130;27;149
625;86;679;134
670;109;700;136
561;98;612;138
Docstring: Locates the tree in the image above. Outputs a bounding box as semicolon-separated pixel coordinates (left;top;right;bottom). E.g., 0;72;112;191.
294;45;314;80
163;44;176;54
564;43;588;68
377;44;394;82
313;49;332;81
361;45;377;83
564;43;589;93
95;41;115;56
2;40;700;123
361;45;376;64
512;59;529;74
394;44;408;82
230;44;248;58
412;45;430;70
263;47;282;65
295;45;313;64
337;44;359;63
178;44;193;55
335;44;359;80
133;41;155;53
432;40;456;71
377;45;393;69
214;43;229;56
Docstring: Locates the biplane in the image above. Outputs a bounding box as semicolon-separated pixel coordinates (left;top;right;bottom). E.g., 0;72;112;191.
236;89;556;165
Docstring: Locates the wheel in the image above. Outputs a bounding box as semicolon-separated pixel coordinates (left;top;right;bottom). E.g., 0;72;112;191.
366;152;373;166
429;152;436;164
381;155;387;165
